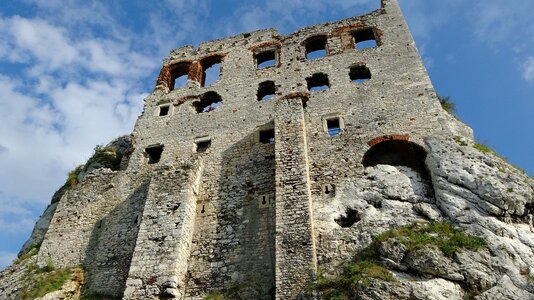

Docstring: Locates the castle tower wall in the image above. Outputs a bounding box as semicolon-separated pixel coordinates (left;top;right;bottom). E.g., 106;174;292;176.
124;159;203;299
273;95;317;299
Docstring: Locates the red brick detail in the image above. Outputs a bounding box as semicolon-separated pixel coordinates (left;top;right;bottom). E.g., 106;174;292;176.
367;134;410;147
174;95;199;106
248;40;282;52
156;65;172;88
330;23;369;36
188;61;203;83
331;25;384;52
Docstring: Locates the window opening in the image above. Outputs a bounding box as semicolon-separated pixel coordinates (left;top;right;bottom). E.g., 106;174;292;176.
169;62;190;91
305;35;327;60
259;129;275;144
353;28;377;49
196;139;211;153
326;118;341;137
257;81;275;101
159;105;170;116
146;145;164;164
201;56;222;87
256;50;276;69
307;73;330;92
194;91;223;113
349;65;371;83
201;205;205;214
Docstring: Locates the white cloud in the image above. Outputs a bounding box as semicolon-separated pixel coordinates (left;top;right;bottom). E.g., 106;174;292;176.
522;57;534;82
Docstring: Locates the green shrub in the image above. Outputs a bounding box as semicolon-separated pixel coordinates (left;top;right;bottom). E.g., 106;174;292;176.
438;94;456;115
311;261;395;299
66;165;84;188
85;145;122;171
20;264;74;299
64;145;122;188
204;291;227;300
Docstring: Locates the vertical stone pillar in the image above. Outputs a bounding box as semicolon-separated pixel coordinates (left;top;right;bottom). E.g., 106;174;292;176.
274;94;317;299
124;159;203;299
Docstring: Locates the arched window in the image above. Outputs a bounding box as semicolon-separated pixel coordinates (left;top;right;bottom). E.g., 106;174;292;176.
194;91;223;113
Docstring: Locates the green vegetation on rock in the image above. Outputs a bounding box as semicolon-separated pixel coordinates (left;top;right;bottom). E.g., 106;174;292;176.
13;244;40;265
376;221;486;257
20;261;78;300
308;222;486;299
65;145;122;188
310;261;395;299
438;94;456;116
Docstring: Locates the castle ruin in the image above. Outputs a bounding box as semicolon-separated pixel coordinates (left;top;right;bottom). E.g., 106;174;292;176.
12;0;529;299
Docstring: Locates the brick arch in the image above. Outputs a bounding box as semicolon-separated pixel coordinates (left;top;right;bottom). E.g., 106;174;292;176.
156;60;192;91
366;134;409;147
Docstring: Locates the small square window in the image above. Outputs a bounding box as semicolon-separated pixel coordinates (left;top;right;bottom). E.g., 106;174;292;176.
353;28;378;49
195;137;211;153
255;50;277;69
259;129;275;144
307;73;330;92
159;105;170;116
305;35;328;60
326;118;342;137
146;145;164;164
349;65;371;83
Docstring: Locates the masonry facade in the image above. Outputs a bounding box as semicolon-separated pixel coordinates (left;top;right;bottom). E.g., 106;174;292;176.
31;0;473;299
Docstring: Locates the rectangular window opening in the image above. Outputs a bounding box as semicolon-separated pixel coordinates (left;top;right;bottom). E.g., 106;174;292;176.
349;65;371;83
169;62;190;91
353;28;378;50
159;105;170;116
257;81;276;101
326;118;341;137
259;129;275;144
201;56;223;87
307;73;330;92
256;50;277;69
305;36;328;60
196;139;211;153
146;145;164;164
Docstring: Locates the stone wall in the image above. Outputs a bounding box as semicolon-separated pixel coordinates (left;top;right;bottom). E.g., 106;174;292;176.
2;0;492;299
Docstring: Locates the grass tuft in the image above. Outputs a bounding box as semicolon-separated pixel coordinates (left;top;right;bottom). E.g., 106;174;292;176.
20;262;76;300
473;143;494;154
376;221;486;257
438;94;456;115
13;245;40;265
65;145;122;188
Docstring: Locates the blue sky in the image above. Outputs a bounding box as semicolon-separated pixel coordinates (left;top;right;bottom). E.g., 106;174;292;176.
0;0;532;270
